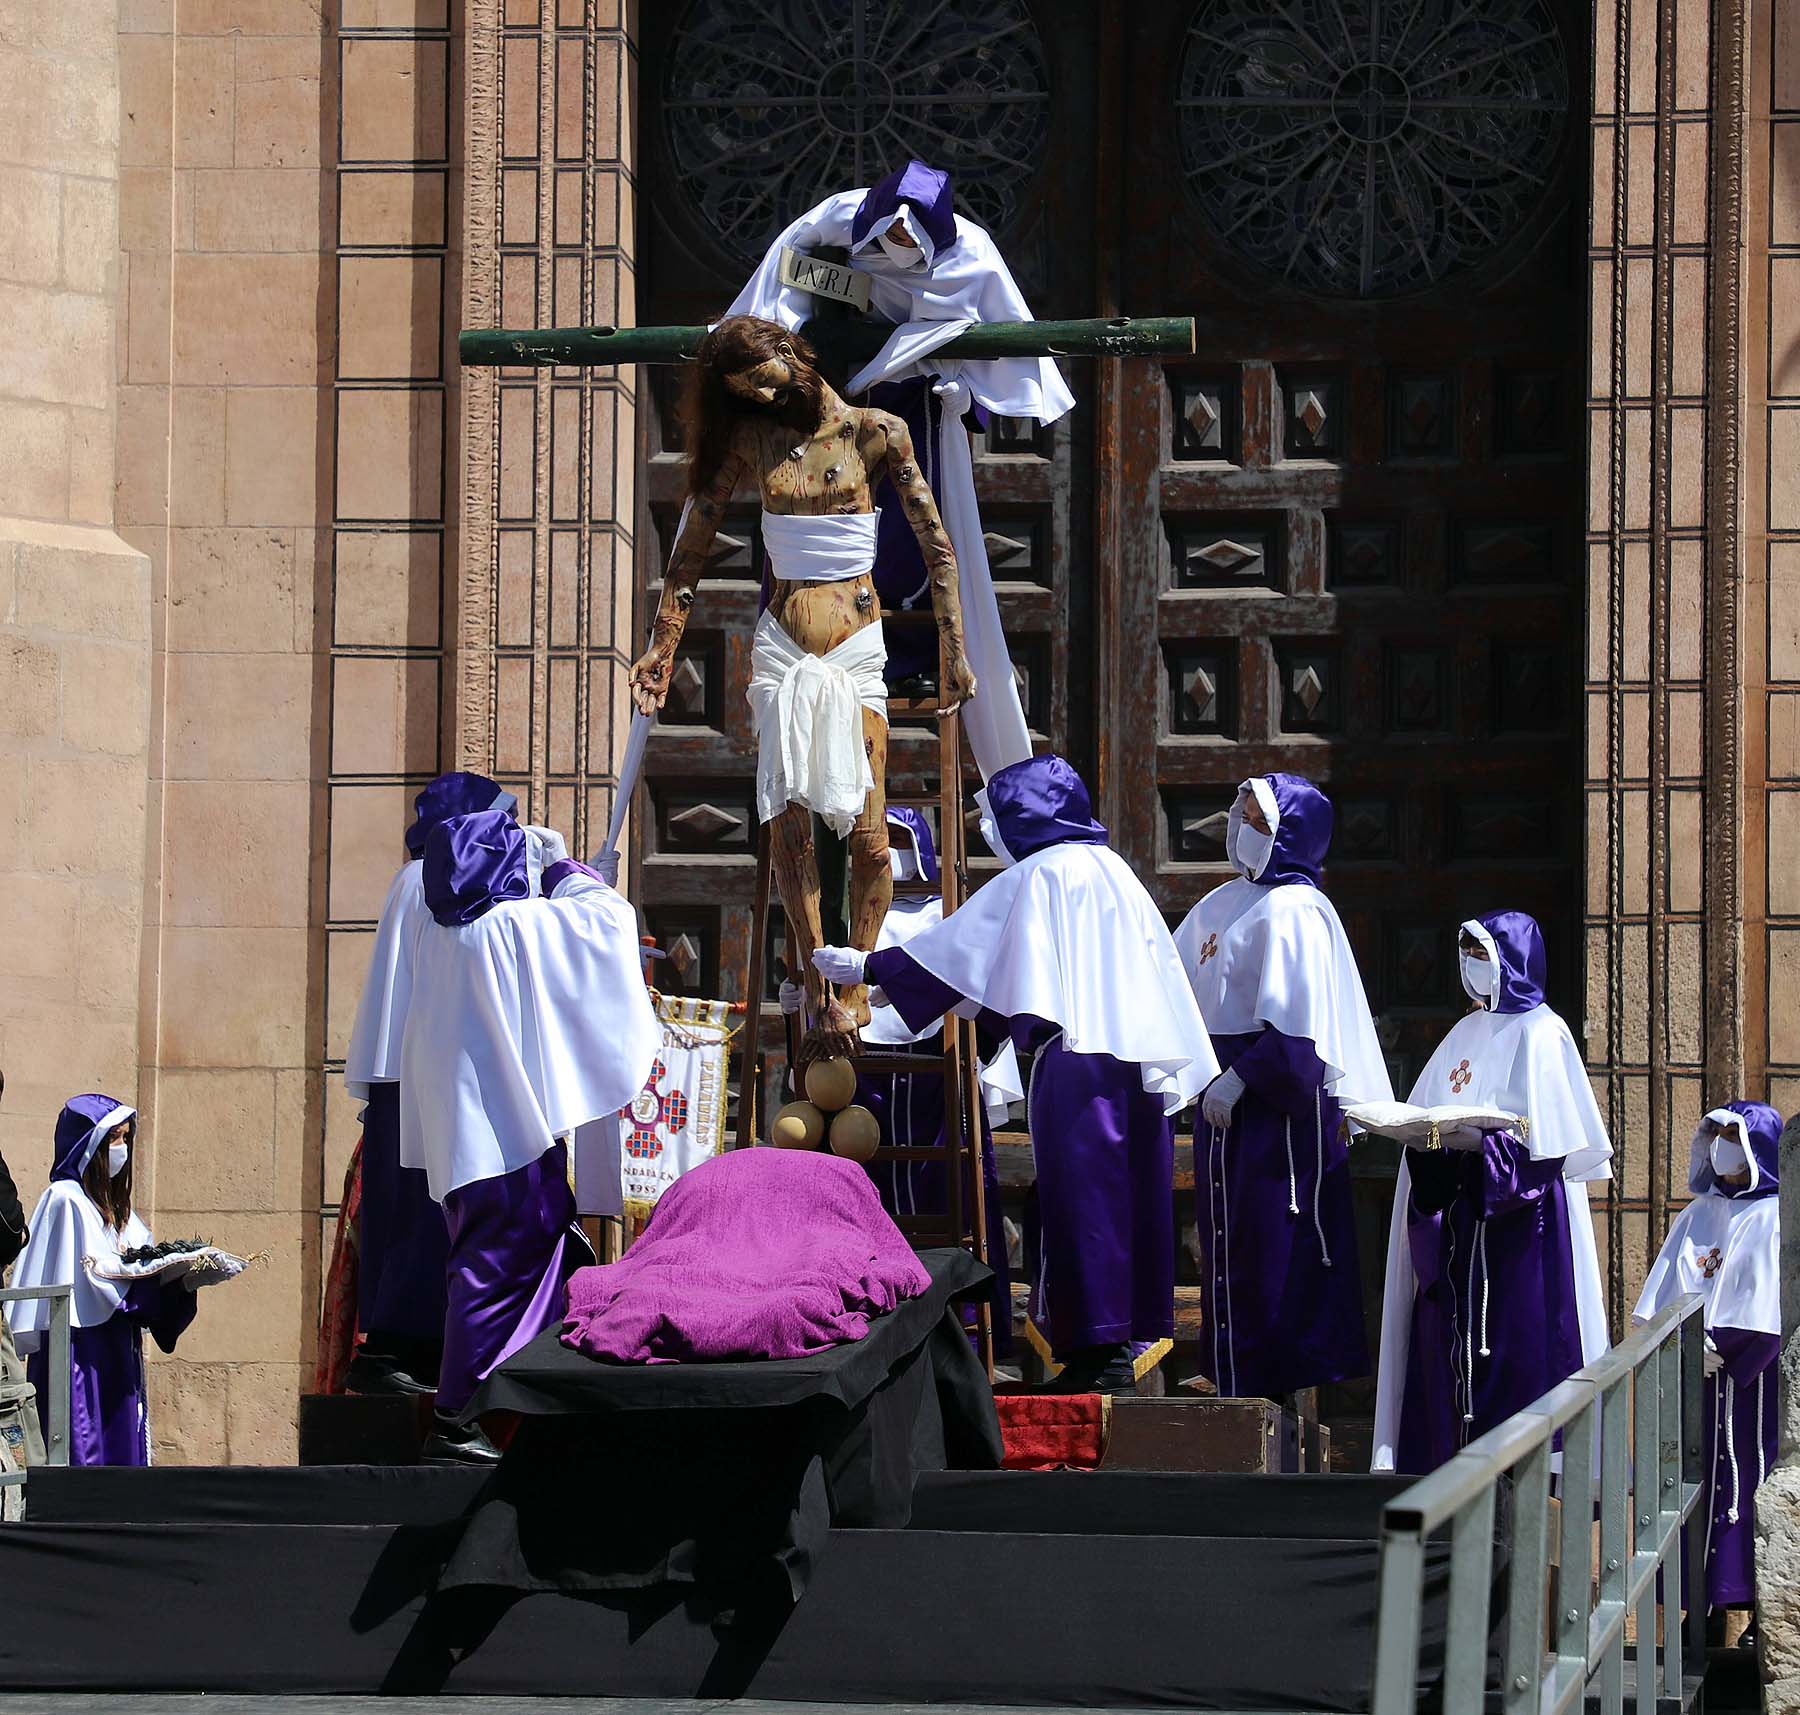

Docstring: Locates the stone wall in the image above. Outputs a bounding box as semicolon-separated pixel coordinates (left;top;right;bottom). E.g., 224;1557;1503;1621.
0;1;151;1241
116;1;338;1463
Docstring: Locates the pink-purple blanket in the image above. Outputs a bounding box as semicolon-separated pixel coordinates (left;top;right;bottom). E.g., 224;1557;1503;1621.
560;1147;933;1364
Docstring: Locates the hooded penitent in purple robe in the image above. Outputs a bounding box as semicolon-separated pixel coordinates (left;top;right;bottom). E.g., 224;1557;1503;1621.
1371;912;1613;1474
728;158;1072;778
1635;1101;1782;1609
863;755;1217;1362
857;807;1012;1353
11;1097;197;1466
399;811;659;1414
345;771;520;1380
1174;775;1391;1399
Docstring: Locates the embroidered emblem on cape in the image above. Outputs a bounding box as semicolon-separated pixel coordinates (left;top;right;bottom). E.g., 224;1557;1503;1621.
1197;932;1219;966
1696;1245;1723;1279
621;1057;690;1161
1448;1058;1473;1095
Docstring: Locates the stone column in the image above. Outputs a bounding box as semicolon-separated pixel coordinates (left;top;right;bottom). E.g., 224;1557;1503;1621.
0;0;150;1198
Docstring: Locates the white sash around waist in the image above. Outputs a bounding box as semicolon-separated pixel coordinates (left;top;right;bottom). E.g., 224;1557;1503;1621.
747;610;887;836
761;508;880;583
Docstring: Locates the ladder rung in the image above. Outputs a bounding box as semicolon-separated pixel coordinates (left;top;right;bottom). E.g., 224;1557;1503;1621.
890;878;938;897
853;1052;954;1075
870;1144;958;1161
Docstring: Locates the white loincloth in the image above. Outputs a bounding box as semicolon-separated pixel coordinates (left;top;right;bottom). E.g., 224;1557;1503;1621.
747;609;887;836
761;508;880;583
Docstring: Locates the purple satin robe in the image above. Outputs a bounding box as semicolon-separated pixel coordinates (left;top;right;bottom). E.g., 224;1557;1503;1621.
1197;1026;1367;1399
437;1140;590;1415
869;945;1174;1357
1394;1132;1584;1474
27;1277;196;1466
857;1040;1013;1355
356;1080;449;1350
1698;1327;1780;1607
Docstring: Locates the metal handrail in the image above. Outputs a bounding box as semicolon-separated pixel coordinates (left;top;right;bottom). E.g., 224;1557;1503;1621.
0;1282;72;1487
1371;1291;1706;1714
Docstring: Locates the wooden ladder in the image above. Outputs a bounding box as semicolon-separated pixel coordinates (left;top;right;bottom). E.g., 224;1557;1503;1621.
736;606;993;1371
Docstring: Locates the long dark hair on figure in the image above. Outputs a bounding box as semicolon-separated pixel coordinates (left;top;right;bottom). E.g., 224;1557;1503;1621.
681;315;823;499
80;1117;135;1232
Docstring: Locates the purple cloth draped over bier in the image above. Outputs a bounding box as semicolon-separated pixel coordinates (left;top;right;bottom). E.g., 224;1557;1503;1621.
1394;1133;1583;1473
438;1139;587;1414
355;1080;449;1347
562;1150;930;1364
868;944;1174;1354
28;1278;195;1467
1201;1026;1367;1398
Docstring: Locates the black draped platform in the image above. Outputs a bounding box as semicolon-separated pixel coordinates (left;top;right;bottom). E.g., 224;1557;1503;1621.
0;1249;1498;1707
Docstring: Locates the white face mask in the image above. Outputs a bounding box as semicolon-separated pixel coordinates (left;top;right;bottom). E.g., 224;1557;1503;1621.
1232;820;1273;880
974;789;1016;867
107;1140;130;1179
1712;1131;1750;1180
877;230;926;269
1460;951;1498;1007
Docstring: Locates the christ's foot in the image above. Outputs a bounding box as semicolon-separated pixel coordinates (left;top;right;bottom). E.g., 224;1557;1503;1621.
837;982;873;1028
797;999;861;1068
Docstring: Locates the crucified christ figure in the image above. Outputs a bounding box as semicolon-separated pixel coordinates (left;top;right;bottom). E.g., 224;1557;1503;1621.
629;315;976;1065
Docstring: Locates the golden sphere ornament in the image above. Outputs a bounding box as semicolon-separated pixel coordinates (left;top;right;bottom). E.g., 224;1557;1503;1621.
804;1056;858;1113
828;1104;880;1162
772;1101;825;1150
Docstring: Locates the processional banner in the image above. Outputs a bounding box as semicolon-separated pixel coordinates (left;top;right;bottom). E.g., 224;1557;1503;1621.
615;995;732;1221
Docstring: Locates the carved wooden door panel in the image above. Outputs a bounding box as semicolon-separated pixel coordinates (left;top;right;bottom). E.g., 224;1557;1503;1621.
631;2;1100;1092
1109;0;1588;1089
1105;1;1590;1403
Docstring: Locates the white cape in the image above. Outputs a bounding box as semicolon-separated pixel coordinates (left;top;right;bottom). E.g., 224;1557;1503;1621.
894;843;1220;1112
344;860;429;1099
399;872;661;1201
1634;1193;1779;1338
1173;878;1393;1103
1371;1003;1613;1470
9;1183;152;1353
727;188;1071;782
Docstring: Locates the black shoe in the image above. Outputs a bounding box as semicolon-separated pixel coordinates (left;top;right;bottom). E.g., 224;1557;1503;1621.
346;1349;436;1397
419;1415;503;1466
1037;1344;1138;1396
891;672;938;700
1738;1620;1759;1651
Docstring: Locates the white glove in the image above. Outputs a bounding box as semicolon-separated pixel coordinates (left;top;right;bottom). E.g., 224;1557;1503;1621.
523;824;569;867
1704;1336;1723;1377
1201;1067;1246;1131
812;945;868;987
778;979;806;1016
590;848;620;887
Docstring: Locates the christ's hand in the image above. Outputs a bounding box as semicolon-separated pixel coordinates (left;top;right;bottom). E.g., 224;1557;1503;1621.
937;651;977;717
629;645;672;714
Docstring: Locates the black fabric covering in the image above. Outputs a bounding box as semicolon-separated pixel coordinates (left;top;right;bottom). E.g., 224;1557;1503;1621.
23;1462;489;1526
0;1510;1474;1709
442;1247;1003;1613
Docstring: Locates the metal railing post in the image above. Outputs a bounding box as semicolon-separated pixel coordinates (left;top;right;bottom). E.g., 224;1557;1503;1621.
1444;1484;1498;1711
1679;1309;1708;1671
1370;1518;1427;1715
1631;1326;1663;1715
1501;1433;1553;1715
45;1286;69;1468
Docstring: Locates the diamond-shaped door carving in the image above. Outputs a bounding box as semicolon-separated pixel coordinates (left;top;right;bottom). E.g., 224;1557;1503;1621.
1388;921;1449;1010
665;933;701;983
1329;520;1398;588
1451;795;1556;861
1164;790;1236;863
1499;370;1562;457
1273;643;1340;733
1493;643;1562;733
1454;522;1556;585
1279;369;1343;458
1170;519;1278;590
1388;374;1457;459
1166;644;1235;736
1171;374;1236;461
1334;797;1396;860
663;655;710;723
1386;646;1451;733
668;802;743;843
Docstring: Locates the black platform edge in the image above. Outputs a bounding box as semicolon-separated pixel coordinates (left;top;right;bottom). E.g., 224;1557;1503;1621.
0;1467;1460;1709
